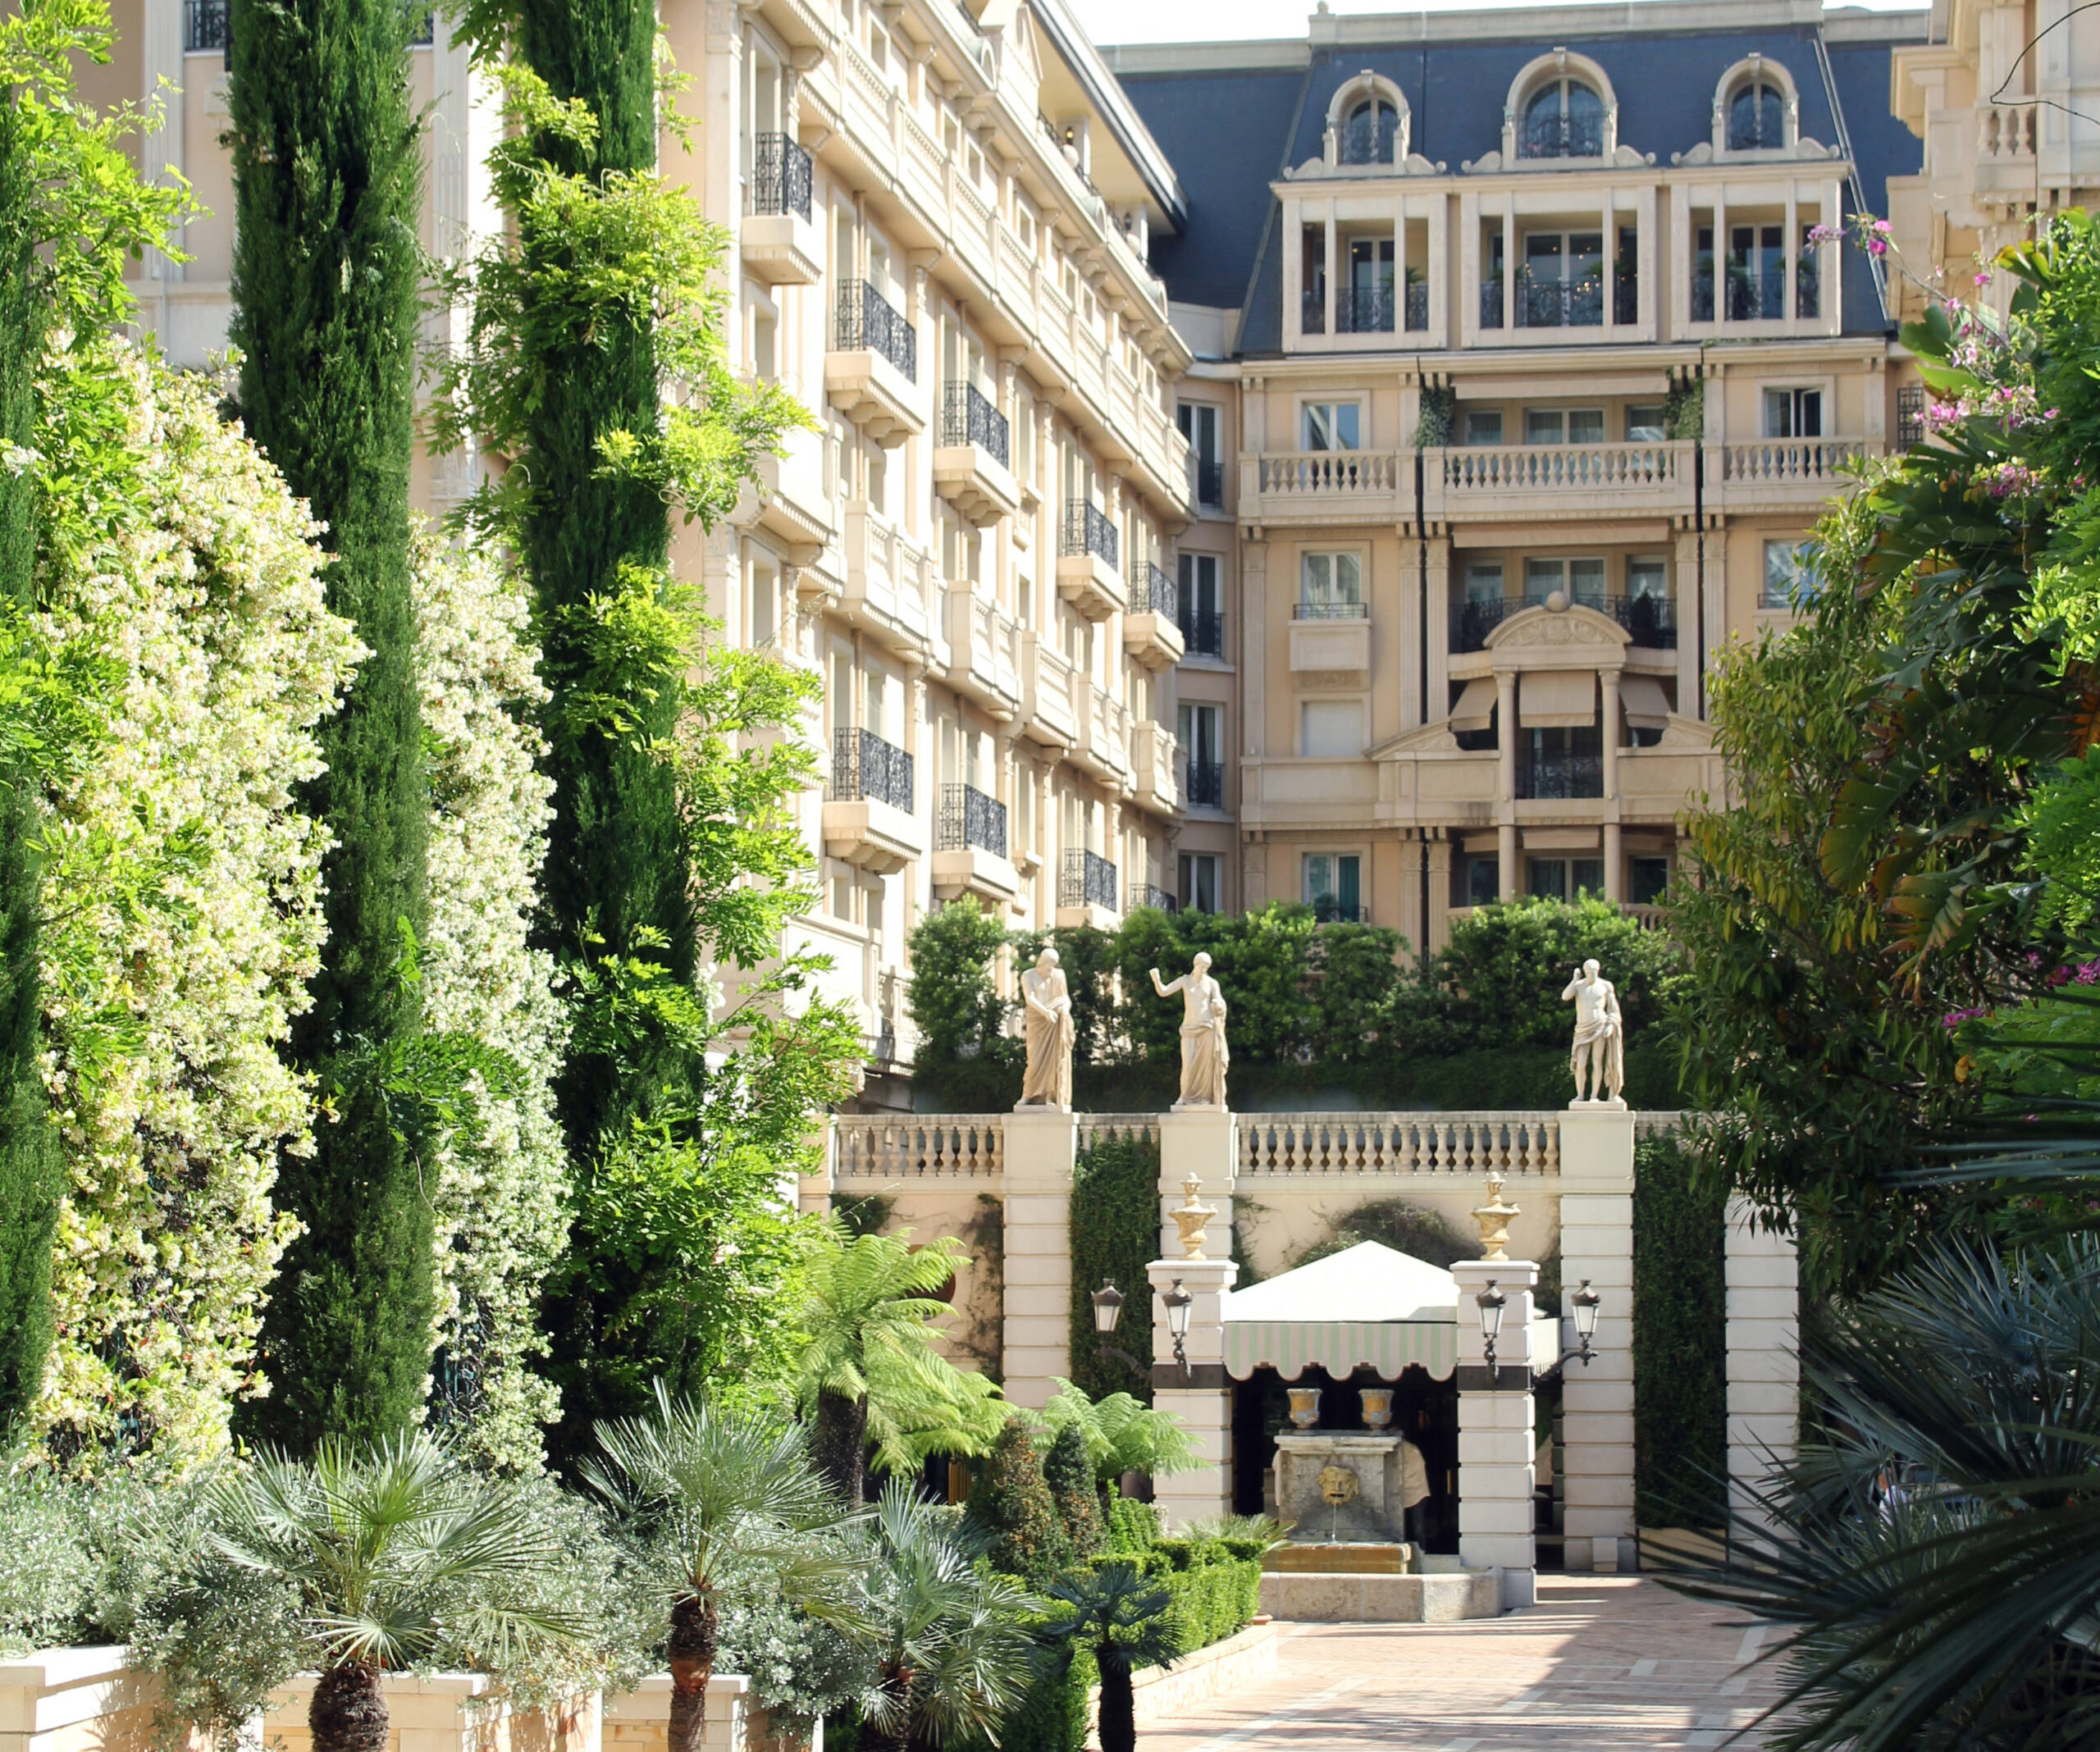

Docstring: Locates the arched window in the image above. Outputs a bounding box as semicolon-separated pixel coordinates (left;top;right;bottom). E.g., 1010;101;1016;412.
1343;97;1400;165
1728;79;1786;149
1520;78;1605;158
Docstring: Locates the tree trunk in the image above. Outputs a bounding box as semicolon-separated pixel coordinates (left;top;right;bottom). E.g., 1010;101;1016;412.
309;1663;389;1752
666;1590;718;1752
1097;1646;1136;1752
811;1389;868;1506
854;1667;914;1752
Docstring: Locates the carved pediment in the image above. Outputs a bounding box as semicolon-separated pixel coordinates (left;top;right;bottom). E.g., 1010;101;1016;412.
1655;712;1714;750
1484;604;1630;651
1371;719;1462;757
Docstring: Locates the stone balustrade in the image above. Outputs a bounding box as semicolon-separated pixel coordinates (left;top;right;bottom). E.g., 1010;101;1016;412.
1239;1111;1563;1178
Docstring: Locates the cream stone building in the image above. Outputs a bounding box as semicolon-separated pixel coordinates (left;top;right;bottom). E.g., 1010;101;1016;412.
1113;0;1931;950
91;0;1196;1080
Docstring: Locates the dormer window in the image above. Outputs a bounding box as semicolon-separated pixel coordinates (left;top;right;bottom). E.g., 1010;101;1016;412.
1728;78;1787;150
1521;79;1605;158
1343;98;1400;165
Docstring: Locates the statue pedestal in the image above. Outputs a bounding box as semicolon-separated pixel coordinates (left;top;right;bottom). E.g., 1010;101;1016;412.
1274;1433;1411;1544
1001;1108;1076;1410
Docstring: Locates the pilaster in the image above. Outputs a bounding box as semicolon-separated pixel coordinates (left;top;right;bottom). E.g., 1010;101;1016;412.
1157;1106;1237;1260
1725;1196;1799;1526
1146;1254;1238;1530
1000;1109;1079;1409
1557;1106;1637;1571
1453;1258;1539;1609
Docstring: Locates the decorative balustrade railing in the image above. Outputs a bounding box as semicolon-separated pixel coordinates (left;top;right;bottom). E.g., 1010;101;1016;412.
751;133;814;222
185;0;229;55
938;782;1007;858
1131;562;1176;620
1517;276;1605;329
834;1116;1004;1180
1240;1112;1563;1177
1061;846;1117;910
1253;450;1404;499
1337;285;1395;334
1061;500;1118;567
835;279;917;381
831;728;914;813
1516;749;1605;801
1127;882;1177;914
1439;441;1684;497
941;381;1010;467
1077;1116;1162;1152
1718;438;1864;486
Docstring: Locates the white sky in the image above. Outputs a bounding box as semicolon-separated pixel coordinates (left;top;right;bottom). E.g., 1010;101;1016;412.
1067;0;1928;51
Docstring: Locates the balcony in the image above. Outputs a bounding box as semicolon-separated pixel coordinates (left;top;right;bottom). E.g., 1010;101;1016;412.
933;383;1020;527
1288;600;1371;676
841;505;935;659
826;281;925;446
1123;563;1185;672
1519;115;1605;159
1127;882;1178;914
942;582;1022;719
1517;275;1605;330
932;782;1020;908
1180;606;1225;659
185;0;230;59
741;135;820;286
1515;748;1604;802
1057;847;1120;929
1239;450;1409;527
1020;633;1079;749
1130;719;1183;819
1711;439;1872;512
1185;758;1225;810
1310;897;1363;924
1071;681;1133;788
1451;595;1676;653
1405;281;1428;331
1427;442;1690;522
1057;500;1125;622
1338;285;1395;335
824;728;923;875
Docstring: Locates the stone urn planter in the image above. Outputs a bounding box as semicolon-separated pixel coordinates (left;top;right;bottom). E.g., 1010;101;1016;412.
1358;1388;1394;1430
1286;1386;1322;1430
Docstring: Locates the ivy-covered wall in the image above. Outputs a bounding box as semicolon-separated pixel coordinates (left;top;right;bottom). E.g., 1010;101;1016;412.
1632;1132;1729;1526
1066;1134;1159;1404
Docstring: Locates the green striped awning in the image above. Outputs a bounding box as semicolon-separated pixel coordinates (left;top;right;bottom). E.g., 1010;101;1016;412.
1221;1319;1459;1382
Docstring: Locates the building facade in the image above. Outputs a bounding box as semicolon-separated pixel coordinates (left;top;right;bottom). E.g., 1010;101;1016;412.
94;0;1197;1084
1113;0;1930;952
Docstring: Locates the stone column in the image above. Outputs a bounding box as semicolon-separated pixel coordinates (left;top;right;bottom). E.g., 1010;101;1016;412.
1427;836;1453;954
1558;1106;1637;1572
1725;1197;1799;1526
1600;669;1620;801
1147;1252;1238;1531
1000;1108;1078;1411
1453;1257;1539;1610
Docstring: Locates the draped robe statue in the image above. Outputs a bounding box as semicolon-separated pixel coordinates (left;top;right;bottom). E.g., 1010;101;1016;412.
1016;947;1074;1110
1151;952;1229;1108
1561;957;1625;1106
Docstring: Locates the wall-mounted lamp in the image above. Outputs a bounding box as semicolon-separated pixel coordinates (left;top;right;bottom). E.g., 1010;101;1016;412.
1089;1280;1147;1375
1162;1279;1194;1383
1476;1279;1507;1375
1572;1279;1601;1366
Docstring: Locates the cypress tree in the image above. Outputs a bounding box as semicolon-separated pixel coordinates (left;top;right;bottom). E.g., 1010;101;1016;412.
227;0;433;1447
0;62;63;1433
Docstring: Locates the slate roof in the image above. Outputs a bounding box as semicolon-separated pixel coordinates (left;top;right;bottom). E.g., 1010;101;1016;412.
1115;14;1928;354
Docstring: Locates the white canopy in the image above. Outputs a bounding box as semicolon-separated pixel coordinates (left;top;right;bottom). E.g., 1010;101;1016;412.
1226;1241;1457;1324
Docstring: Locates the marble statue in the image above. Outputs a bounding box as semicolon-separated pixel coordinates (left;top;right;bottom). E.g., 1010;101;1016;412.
1561;957;1625;1106
1150;951;1229;1108
1016;946;1074;1110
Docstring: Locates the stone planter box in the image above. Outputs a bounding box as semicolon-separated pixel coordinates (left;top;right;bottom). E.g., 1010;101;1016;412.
267;1675;602;1752
605;1676;814;1752
0;1646;211;1752
1123;1622;1279;1726
1258;1568;1501;1622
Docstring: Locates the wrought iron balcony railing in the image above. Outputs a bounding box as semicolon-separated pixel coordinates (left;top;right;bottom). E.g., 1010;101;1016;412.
1061;501;1118;568
1517;276;1605;329
1127;882;1178;914
1131;562;1176;620
1294;599;1368;620
185;0;229;56
1450;594;1676;654
835;279;916;381
831;728;914;813
1481;278;1505;329
1301;288;1326;335
1060;847;1118;910
751;133;813;222
941;381;1009;468
1337;285;1395;334
1185;760;1225;809
1519;115;1605;159
938;783;1007;859
1516;750;1605;801
1180;608;1224;658
1404;281;1428;331
1310;896;1363;923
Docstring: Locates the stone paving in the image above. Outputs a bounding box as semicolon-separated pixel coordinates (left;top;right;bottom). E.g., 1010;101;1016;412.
1144;1577;1788;1751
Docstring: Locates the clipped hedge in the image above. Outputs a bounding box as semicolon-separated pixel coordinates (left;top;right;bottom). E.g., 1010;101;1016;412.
1632;1132;1728;1526
1067;1134;1159;1403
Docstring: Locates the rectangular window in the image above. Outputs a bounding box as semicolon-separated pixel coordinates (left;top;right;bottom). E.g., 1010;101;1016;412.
1522;408;1605;446
1625;404;1667;442
1764;387;1823;438
1179;403;1223;507
1177;702;1221;765
1519;230;1603;326
1466;855;1500;906
1301;551;1363;614
1179;851;1220;915
1630;855;1669;904
1300;700;1362;758
1464;408;1504;446
1527;857;1567;901
1729;223;1786;319
1303;402;1361;451
1763;539;1815;609
1627;557;1668;603
1897;384;1925;449
750;558;778;647
1303;852;1361;921
1465;560;1504;606
1524;556;1605;609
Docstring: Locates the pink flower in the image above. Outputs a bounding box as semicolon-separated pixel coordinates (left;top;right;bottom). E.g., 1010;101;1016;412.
1974;271;1993;288
1872;218;1892;234
1807;223;1842;244
1867;238;1889;258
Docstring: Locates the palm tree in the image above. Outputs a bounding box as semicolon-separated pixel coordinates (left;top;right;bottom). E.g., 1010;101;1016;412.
850;1479;1036;1752
1039;1562;1180;1752
582;1383;859;1752
1665;1236;2100;1751
794;1221;1006;1504
1038;1378;1201;1504
201;1434;583;1752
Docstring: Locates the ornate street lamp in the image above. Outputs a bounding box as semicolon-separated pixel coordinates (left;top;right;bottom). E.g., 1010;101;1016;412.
1162;1278;1194;1383
1090;1280;1146;1375
1476;1279;1507;1375
1571;1280;1602;1366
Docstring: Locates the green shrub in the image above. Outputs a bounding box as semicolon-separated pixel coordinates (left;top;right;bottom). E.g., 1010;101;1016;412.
1422;897;1683;1052
906;897;1012;1069
1043;1422;1103;1557
1105;1494;1160;1555
1290;1198;1475;1271
1066;1135;1159;1403
1632;1133;1728;1526
966;1422;1067;1581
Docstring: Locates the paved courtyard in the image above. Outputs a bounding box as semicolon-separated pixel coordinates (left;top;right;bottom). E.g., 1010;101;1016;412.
1148;1578;1787;1751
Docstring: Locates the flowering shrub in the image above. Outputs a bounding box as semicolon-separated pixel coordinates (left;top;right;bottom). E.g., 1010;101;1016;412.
27;344;359;1471
410;524;568;1472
